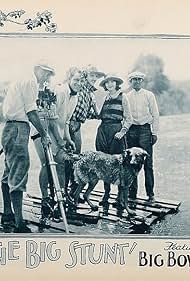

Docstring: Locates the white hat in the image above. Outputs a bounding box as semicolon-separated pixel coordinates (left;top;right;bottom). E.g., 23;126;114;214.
85;65;105;78
36;61;55;75
99;74;123;87
128;71;145;81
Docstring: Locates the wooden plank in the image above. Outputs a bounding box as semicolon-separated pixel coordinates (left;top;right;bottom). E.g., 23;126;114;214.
24;193;161;227
24;194;174;220
23;197;100;225
0;187;181;234
79;193;162;220
22;207;76;233
132;198;180;212
24;194;151;231
26;191;180;215
99;206;154;227
131;204;169;217
88;190;180;212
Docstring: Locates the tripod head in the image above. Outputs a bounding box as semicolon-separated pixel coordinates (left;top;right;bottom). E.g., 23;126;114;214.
37;86;57;110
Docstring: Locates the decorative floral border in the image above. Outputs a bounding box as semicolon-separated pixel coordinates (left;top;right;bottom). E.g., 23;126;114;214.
0;10;57;32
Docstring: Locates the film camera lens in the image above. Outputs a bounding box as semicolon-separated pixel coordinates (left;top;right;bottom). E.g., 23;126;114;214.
37;86;57;108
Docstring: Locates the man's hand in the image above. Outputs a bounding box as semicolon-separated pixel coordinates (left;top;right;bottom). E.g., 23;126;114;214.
70;121;81;134
57;138;65;148
114;131;125;140
69;140;76;152
41;134;51;148
152;134;158;145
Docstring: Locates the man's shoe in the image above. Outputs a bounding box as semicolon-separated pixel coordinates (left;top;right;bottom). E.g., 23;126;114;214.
41;197;55;219
14;223;32;233
53;206;63;222
102;202;109;215
1;213;15;227
128;197;137;209
128;202;136;209
99;200;109;207
78;196;85;204
147;196;155;203
116;204;124;218
112;201;119;208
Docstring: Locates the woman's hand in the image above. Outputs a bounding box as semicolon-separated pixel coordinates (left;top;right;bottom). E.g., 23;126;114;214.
114;131;125;140
152;135;158;145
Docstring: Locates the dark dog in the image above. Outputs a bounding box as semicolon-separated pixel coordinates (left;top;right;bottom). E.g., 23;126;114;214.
71;147;148;215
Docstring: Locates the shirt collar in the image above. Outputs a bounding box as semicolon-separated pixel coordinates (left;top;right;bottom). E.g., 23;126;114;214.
106;89;122;100
132;88;143;94
69;85;78;96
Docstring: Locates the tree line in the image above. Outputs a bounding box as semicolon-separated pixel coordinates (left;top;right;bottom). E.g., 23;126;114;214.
131;54;190;115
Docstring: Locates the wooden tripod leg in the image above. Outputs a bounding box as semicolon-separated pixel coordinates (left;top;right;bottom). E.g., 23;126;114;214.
45;145;69;234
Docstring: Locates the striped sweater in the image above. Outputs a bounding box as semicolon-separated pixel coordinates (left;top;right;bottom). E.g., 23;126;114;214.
100;92;123;122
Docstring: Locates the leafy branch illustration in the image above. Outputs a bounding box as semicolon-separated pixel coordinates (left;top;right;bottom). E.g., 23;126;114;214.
0;10;57;32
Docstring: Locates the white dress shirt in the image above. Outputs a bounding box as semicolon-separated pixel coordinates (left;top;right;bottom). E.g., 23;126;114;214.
127;88;159;135
3;74;38;123
54;83;78;138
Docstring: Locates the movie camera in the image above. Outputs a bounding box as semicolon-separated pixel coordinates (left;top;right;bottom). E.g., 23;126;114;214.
36;86;57;109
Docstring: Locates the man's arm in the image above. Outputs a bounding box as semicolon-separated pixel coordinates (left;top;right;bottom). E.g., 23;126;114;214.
48;119;65;147
149;92;159;144
27;110;49;146
87;92;100;119
114;93;133;140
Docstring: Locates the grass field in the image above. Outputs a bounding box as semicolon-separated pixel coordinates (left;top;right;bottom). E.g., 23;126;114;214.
0;113;190;236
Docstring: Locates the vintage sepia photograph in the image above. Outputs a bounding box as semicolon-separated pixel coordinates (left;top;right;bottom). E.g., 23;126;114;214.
0;34;189;236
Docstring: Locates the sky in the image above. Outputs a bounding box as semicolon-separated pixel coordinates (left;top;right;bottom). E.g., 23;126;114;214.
0;36;190;86
0;1;190;85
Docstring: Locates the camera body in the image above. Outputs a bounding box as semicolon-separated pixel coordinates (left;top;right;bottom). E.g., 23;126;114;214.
36;86;57;109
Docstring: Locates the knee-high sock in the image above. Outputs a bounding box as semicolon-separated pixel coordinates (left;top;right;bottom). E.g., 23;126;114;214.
1;183;14;215
10;191;23;227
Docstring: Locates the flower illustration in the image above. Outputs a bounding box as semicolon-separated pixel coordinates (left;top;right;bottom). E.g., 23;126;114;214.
0;10;57;32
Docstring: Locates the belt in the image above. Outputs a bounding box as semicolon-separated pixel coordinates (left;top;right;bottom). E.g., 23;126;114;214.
31;133;41;141
102;119;121;124
7;120;28;124
131;123;150;128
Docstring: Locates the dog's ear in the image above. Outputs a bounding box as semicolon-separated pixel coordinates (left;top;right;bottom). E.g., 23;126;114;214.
142;149;150;157
123;149;131;156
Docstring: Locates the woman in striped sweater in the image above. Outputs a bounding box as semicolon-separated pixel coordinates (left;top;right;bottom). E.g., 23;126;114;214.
96;74;133;213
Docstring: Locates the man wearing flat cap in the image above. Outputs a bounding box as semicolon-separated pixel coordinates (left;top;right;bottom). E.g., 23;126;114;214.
127;71;159;203
1;61;54;233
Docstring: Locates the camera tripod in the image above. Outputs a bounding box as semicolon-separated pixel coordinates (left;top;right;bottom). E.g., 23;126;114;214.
42;142;69;234
38;86;70;233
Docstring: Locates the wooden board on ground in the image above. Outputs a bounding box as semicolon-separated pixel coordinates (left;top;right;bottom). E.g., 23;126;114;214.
87;190;181;215
0;189;181;234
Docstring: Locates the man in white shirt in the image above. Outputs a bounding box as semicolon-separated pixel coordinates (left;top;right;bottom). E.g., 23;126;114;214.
127;71;159;203
55;68;82;152
55;67;105;199
1;62;54;233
